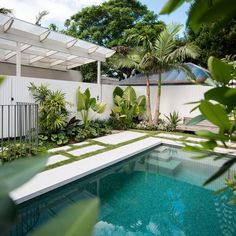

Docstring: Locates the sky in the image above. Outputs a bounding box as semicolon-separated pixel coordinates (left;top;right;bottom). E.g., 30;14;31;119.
0;0;190;36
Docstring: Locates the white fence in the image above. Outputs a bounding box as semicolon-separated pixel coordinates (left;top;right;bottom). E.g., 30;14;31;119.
0;76;210;122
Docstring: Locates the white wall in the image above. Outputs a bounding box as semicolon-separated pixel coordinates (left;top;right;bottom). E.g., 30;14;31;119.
0;76;210;122
0;76;116;120
133;85;209;118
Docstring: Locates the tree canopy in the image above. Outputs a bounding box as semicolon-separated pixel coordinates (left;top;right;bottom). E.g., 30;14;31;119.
186;19;236;66
64;0;164;48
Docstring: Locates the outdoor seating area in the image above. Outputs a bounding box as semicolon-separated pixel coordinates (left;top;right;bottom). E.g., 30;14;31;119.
0;1;236;236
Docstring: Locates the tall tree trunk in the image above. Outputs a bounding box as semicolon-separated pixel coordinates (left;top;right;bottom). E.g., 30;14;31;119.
154;71;162;125
146;74;153;125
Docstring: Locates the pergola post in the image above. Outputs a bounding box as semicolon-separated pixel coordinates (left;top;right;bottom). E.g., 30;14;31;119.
97;61;102;102
16;41;21;80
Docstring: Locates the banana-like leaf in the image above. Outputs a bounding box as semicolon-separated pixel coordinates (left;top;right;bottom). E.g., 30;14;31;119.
112;106;122;114
93;102;106;114
0;156;48;194
84;88;91;99
137;95;146;107
0;194;17;236
114;95;122;105
204;87;236;109
31;198;99;236
113;86;124;99
204;158;236;186
199;100;231;131
208;56;234;85
186;115;205;126
123;86;137;105
196;130;229;141
76;89;86;111
89;98;97;110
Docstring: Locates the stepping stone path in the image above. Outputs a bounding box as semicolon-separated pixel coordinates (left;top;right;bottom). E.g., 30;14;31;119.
48;146;71;153
156;133;183;139
47;155;69;166
185;137;207;143
72;141;89;147
68;145;105;156
93;131;146;145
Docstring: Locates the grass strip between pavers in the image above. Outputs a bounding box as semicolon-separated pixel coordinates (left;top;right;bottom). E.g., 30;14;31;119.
45;135;150;171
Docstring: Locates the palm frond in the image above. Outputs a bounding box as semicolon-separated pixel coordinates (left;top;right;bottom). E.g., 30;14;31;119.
155;23;182;60
167;44;200;62
172;63;198;83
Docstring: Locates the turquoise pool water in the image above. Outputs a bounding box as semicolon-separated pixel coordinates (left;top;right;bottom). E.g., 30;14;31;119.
11;145;236;236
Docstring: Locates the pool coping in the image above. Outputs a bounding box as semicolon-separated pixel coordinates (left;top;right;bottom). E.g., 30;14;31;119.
10;137;161;204
10;136;236;204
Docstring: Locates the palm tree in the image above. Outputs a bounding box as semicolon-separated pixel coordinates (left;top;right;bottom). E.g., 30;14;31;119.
113;48;154;125
150;24;200;125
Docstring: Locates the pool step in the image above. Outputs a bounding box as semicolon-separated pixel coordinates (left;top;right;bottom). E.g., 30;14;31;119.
147;158;182;175
149;151;172;162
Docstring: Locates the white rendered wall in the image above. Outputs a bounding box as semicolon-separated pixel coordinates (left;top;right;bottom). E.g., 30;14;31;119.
0;76;115;121
0;76;210;122
133;85;209;119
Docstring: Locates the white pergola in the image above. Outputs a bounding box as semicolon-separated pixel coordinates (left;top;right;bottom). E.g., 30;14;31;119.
0;13;115;101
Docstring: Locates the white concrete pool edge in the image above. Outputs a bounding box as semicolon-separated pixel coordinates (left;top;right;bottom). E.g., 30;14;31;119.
10;137;161;204
10;135;236;204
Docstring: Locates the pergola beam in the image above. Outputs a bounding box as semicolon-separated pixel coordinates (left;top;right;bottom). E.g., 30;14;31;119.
50;59;64;67
67;63;81;70
0;14;115;70
39;30;50;42
4;44;31;61
29;50;57;64
67;39;77;49
88;46;99;54
3;17;14;32
0;31;106;62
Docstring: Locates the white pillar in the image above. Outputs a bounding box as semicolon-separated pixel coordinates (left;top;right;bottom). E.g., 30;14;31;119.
16;42;21;80
97;61;102;102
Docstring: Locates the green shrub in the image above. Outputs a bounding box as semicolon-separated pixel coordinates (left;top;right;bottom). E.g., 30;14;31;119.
110;86;146;129
164;111;182;132
75;120;112;142
51;132;69;145
76;88;106;128
1;142;38;162
29;83;70;135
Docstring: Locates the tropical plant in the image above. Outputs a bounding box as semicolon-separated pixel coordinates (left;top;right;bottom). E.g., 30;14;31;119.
76;88;106;128
39;90;69;135
51;132;69;145
1;142;38;162
28;82;50;105
151;23;199;125
184;56;236;179
29;83;69;135
64;0;165;82
113;48;154;126
164;111;182;132
111;86;146;129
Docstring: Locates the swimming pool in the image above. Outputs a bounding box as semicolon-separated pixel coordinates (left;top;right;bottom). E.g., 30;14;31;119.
11;145;236;236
